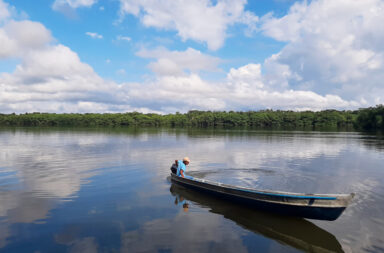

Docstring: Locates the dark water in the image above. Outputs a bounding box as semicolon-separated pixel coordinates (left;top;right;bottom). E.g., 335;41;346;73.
0;128;383;253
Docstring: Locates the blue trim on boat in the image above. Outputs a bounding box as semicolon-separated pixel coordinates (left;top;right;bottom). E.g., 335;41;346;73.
238;189;337;200
187;176;337;200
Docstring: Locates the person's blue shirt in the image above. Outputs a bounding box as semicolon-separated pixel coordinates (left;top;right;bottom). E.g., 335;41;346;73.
176;160;186;177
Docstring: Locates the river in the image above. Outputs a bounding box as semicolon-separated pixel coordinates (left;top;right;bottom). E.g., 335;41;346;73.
0;128;383;252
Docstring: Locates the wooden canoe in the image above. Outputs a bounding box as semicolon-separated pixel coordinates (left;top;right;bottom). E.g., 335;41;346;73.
170;173;354;221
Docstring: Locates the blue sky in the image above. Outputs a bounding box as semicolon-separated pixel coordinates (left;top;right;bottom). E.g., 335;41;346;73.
1;0;384;113
9;0;288;82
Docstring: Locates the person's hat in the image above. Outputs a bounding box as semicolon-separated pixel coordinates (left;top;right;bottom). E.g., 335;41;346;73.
183;157;190;163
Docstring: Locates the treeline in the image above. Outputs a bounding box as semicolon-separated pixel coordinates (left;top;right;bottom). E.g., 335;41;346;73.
0;105;383;130
355;105;384;131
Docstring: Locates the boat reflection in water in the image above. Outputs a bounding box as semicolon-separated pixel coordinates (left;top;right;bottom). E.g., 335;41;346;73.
170;183;344;253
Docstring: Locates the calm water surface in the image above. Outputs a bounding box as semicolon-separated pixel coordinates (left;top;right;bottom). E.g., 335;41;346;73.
0;128;383;253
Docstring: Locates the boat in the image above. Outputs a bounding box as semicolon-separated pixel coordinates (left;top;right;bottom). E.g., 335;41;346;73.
170;173;354;221
170;183;344;252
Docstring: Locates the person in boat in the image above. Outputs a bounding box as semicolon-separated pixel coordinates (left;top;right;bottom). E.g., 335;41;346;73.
173;157;190;178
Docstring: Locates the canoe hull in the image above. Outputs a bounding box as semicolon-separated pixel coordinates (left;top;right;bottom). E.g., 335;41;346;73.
171;174;353;221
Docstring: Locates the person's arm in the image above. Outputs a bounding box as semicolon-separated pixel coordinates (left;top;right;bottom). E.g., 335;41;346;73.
180;169;185;178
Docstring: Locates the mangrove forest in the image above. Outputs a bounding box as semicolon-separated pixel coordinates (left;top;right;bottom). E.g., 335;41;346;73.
0;105;383;131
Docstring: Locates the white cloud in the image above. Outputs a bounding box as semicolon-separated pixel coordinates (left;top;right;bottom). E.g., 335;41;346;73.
85;32;103;39
123;46;359;112
0;17;359;114
0;44;117;107
0;20;52;59
53;0;97;10
116;35;131;42
0;10;128;113
118;0;258;50
0;0;378;114
0;0;10;21
260;0;384;104
119;61;358;113
52;0;97;17
137;47;221;76
227;64;264;89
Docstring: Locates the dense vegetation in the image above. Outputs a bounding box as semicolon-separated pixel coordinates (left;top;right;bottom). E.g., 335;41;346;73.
0;105;383;130
355;105;384;131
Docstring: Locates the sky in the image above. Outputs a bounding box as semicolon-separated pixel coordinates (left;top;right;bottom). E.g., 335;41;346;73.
0;0;383;113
